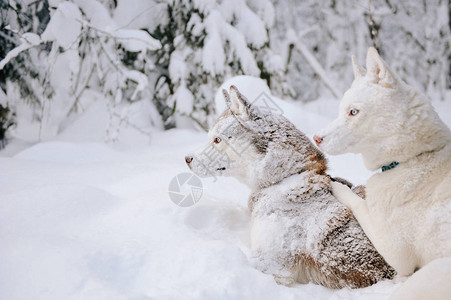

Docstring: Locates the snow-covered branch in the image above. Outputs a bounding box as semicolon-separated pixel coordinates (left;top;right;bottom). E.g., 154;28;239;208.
0;33;42;70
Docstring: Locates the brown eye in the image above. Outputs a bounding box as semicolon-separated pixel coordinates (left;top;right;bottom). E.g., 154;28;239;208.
214;137;222;144
349;109;359;116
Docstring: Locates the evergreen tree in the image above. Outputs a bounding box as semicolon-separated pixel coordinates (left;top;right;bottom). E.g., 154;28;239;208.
0;0;51;147
0;0;449;147
150;0;292;130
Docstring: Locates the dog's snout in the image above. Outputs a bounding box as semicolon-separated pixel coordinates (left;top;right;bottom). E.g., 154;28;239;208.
313;135;323;146
185;156;193;164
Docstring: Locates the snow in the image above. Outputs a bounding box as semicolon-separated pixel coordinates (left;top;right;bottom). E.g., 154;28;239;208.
0;144;392;299
113;0;165;32
41;1;82;49
111;29;161;53
41;0;160;53
122;70;148;101
0;33;41;70
201;9;262;77
1;1;449;295
287;29;342;99
173;84;194;116
169;48;191;83
202;13;226;76
2;64;451;297
220;0;268;48
6;75;436;298
74;0;114;29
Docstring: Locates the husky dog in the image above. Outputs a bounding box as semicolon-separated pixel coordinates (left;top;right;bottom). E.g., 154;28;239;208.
314;48;451;294
185;86;394;288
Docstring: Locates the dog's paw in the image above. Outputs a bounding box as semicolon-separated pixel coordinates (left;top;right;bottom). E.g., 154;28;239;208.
331;181;362;209
273;274;295;286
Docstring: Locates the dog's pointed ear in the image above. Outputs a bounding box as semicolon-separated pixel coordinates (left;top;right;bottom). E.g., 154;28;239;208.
222;89;231;107
366;47;398;87
351;55;366;79
228;85;251;120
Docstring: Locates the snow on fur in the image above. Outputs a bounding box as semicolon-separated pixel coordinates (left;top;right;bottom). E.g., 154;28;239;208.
188;86;395;288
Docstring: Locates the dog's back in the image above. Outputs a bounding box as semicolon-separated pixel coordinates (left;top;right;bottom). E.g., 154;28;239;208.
249;161;394;288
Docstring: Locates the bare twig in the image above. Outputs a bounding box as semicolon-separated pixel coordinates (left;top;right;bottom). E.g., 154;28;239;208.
368;0;379;50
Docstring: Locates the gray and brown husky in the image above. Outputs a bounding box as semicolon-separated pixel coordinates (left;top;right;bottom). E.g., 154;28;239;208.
185;86;394;288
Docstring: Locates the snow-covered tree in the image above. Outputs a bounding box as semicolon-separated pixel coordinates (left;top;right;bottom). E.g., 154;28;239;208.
271;1;374;101
0;0;52;147
271;0;451;101
370;0;451;99
0;0;449;147
150;0;292;130
0;0;293;141
0;0;160;143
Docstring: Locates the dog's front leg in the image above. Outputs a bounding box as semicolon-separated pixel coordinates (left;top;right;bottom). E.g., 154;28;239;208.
249;252;296;286
331;181;377;242
331;181;366;208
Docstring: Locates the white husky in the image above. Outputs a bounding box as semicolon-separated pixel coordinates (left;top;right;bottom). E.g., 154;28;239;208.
186;85;394;288
314;48;451;297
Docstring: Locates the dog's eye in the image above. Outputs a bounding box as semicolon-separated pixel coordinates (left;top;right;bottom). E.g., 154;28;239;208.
214;137;222;144
349;109;359;116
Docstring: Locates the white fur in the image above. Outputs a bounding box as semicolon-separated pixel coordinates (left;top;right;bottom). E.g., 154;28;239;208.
390;257;451;300
316;47;451;294
186;87;263;189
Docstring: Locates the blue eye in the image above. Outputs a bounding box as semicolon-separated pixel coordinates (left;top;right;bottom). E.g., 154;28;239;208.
214;137;222;144
349;109;359;116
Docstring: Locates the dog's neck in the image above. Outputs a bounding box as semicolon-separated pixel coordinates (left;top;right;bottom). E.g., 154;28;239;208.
249;150;327;191
379;142;448;173
381;161;399;172
363;125;450;171
362;90;451;171
248;171;331;212
233;114;328;191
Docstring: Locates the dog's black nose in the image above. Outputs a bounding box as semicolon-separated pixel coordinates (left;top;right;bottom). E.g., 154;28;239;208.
313;135;323;146
185;156;193;164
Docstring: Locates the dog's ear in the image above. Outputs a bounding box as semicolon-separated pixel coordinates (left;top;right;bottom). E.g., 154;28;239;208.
351;55;366;79
222;89;231;107
366;47;398;87
228;85;251;121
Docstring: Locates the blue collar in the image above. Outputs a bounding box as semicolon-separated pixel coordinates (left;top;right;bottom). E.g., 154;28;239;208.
381;161;399;172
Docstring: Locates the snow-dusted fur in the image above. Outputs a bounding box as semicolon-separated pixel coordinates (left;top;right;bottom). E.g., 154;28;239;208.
186;86;394;288
315;48;451;294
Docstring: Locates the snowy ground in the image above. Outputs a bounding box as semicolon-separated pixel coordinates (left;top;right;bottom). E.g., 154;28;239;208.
1;87;449;299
